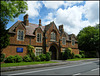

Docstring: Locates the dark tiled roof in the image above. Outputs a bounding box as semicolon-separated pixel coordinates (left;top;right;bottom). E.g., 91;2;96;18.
8;20;77;41
8;21;45;37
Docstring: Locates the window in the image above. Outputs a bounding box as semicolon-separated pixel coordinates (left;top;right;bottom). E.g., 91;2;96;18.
35;48;42;56
62;37;66;45
62;48;65;52
37;33;42;43
72;38;75;45
17;30;24;41
51;32;56;41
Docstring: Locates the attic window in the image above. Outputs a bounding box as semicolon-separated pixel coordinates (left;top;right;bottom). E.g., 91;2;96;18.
37;33;42;43
62;37;66;45
72;38;75;45
17;30;24;41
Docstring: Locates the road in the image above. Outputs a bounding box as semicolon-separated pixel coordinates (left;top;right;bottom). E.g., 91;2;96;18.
1;60;99;75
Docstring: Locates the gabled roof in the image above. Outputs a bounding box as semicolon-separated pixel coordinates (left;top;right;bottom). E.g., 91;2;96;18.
8;21;45;37
8;20;77;41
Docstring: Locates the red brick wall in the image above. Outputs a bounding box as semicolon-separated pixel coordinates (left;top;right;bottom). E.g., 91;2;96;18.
2;22;79;57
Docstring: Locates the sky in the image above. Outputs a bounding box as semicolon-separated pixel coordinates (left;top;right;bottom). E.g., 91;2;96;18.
6;1;99;36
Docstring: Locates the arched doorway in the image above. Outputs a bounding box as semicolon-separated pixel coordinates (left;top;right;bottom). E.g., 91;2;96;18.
49;45;57;60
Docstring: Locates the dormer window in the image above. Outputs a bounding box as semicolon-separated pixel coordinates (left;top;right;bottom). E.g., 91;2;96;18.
62;37;66;45
51;32;56;41
37;33;42;43
17;30;24;41
72;38;75;45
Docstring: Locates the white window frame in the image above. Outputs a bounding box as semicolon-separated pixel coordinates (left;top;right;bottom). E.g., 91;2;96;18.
62;48;65;52
72;38;75;45
36;33;42;43
50;32;56;41
35;47;43;56
62;37;66;45
17;30;24;41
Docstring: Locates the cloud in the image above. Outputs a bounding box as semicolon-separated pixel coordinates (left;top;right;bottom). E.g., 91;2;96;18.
83;1;99;23
26;1;42;18
42;1;64;9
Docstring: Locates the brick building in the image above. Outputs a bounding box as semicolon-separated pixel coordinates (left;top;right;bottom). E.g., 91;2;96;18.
2;14;79;60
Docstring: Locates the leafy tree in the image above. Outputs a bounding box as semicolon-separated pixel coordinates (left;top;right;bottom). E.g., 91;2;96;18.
0;1;28;53
77;24;99;57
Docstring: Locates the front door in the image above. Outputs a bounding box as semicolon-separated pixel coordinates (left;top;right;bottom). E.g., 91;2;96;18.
49;46;57;60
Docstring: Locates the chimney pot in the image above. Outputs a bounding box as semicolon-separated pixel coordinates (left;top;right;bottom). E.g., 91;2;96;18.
23;14;29;26
39;19;42;26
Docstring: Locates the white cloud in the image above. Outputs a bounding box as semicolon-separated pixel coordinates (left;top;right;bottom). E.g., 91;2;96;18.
83;1;99;23
42;12;54;25
64;1;84;8
42;1;64;9
26;1;42;18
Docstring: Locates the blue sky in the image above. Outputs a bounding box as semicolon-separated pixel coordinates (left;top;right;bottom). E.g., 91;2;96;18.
6;1;99;35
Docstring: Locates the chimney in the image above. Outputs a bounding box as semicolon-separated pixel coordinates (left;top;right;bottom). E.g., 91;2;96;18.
39;19;42;26
59;25;64;33
24;14;29;26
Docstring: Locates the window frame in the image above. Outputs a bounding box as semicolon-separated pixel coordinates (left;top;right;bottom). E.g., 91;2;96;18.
36;33;42;43
50;32;56;41
72;38;75;46
17;30;24;41
35;47;43;56
62;37;66;45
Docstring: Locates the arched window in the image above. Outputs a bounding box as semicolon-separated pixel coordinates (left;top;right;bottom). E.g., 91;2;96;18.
51;32;56;41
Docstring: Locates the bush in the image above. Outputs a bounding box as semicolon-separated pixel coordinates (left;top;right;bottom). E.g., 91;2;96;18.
71;53;75;59
5;55;15;63
79;51;85;55
39;54;46;61
81;54;85;58
15;55;22;62
29;52;35;61
85;51;97;58
23;55;32;62
27;45;35;61
34;56;41;61
0;53;5;62
62;48;72;60
75;54;82;58
45;52;51;61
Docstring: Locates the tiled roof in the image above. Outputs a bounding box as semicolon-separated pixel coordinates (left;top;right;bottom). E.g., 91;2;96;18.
8;20;77;40
8;21;45;37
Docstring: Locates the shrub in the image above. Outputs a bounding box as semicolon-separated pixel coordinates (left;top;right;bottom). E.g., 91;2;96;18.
81;54;85;58
62;48;72;60
75;54;82;58
0;53;5;62
23;55;31;62
5;55;15;63
29;52;35;61
15;55;22;62
39;54;46;61
27;45;35;61
34;56;41;61
71;52;75;59
79;51;85;55
45;52;51;61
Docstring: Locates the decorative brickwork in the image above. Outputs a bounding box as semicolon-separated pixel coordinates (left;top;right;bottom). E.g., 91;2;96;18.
2;14;79;59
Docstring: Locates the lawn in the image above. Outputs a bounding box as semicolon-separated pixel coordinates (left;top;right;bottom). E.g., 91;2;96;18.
67;58;95;61
1;61;58;67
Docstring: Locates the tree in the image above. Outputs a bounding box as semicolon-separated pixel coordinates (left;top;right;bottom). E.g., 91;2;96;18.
77;24;99;57
0;1;28;53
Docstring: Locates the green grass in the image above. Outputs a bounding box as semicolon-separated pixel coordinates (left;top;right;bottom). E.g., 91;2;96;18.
67;58;95;61
1;61;58;67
